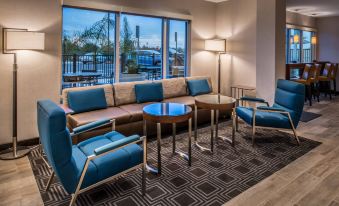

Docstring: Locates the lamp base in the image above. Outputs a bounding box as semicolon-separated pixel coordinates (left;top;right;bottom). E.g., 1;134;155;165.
0;146;31;160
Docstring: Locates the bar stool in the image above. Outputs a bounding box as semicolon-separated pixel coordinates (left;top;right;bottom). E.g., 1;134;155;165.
293;64;313;106
330;63;338;96
319;63;333;100
309;63;321;102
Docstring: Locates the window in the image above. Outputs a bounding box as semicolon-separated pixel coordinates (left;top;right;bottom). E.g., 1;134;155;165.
62;7;116;88
286;27;317;64
61;7;190;88
167;19;188;78
119;14;163;82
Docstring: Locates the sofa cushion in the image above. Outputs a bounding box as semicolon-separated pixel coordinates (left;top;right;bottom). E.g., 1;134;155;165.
187;79;211;96
119;102;154;122
68;88;107;114
185;76;212;93
68;107;131;128
113;80;150;106
162;96;195;107
135;82;164;103
62;84;114;107
159;77;187;99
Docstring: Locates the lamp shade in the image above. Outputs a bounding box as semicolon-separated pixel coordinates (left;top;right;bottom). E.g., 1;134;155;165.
205;39;226;52
5;31;45;50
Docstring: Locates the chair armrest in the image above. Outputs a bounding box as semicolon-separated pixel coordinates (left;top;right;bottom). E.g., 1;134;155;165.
94;135;142;156
257;106;287;112
72;118;114;136
240;96;269;106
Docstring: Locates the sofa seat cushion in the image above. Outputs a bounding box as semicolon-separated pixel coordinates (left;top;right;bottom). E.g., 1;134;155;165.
119;102;154;122
75;131;143;188
68;107;131;128
236;107;291;129
162;96;195;107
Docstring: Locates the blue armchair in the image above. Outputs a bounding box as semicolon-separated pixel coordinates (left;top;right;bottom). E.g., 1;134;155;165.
37;100;146;206
236;79;305;146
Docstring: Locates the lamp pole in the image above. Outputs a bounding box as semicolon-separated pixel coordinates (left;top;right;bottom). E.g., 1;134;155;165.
0;28;36;160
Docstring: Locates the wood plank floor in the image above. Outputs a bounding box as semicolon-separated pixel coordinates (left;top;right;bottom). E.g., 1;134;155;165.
0;97;338;206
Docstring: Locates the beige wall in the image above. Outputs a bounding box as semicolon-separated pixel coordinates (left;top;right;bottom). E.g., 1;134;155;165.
286;11;316;28
0;0;217;144
317;16;339;91
216;0;257;95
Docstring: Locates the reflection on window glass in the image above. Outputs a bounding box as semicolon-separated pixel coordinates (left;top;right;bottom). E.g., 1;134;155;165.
167;20;187;78
62;7;115;88
119;14;163;82
288;29;301;63
302;31;312;63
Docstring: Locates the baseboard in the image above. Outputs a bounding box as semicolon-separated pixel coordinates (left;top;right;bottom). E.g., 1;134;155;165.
0;137;39;151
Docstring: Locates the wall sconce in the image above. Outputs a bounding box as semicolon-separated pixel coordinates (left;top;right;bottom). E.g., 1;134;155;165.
1;28;45;160
311;36;317;45
205;39;226;94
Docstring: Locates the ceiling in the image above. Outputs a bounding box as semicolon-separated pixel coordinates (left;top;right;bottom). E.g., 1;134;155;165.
286;0;339;17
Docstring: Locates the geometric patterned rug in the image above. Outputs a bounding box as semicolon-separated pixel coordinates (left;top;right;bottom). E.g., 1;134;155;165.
28;121;320;206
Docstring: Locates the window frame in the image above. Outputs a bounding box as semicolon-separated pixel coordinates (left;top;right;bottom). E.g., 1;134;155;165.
61;6;192;88
286;24;317;64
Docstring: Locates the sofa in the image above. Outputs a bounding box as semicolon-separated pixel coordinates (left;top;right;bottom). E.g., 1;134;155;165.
62;76;229;143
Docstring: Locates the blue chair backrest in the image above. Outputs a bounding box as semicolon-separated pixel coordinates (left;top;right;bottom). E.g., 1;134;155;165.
273;79;305;128
37;100;78;193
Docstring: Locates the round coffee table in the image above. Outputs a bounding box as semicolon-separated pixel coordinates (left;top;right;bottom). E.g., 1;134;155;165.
143;103;193;175
194;94;236;153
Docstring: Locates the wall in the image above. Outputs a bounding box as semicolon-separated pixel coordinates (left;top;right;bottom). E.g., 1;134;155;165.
286;11;316;28
0;0;217;144
317;16;339;91
216;0;257;95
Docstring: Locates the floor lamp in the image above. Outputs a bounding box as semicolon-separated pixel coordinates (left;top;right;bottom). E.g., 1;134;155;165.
205;39;226;94
1;28;45;160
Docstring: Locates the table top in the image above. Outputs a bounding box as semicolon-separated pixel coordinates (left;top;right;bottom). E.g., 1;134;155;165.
195;94;236;110
143;103;192;123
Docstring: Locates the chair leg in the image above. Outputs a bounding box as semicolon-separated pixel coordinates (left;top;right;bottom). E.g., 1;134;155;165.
142;164;146;196
252;125;256;146
316;83;320;102
45;171;55;192
307;85;312;106
334;80;337;96
329;81;332;100
236;114;239;132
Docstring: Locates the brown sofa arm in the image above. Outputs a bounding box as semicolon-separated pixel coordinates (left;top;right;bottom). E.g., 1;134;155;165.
58;104;74;115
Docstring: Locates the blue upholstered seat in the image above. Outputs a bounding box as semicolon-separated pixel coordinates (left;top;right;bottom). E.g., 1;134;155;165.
236;80;305;145
37;100;144;196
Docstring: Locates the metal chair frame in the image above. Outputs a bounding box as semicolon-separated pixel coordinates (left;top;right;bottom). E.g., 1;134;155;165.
235;100;300;146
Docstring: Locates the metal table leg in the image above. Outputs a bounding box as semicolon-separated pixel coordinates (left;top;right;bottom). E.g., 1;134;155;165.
195;106;213;153
172;120;192;166
216;109;235;147
144;120;161;175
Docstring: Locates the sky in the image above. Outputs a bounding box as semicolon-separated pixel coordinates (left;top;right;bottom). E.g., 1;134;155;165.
63;7;187;49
